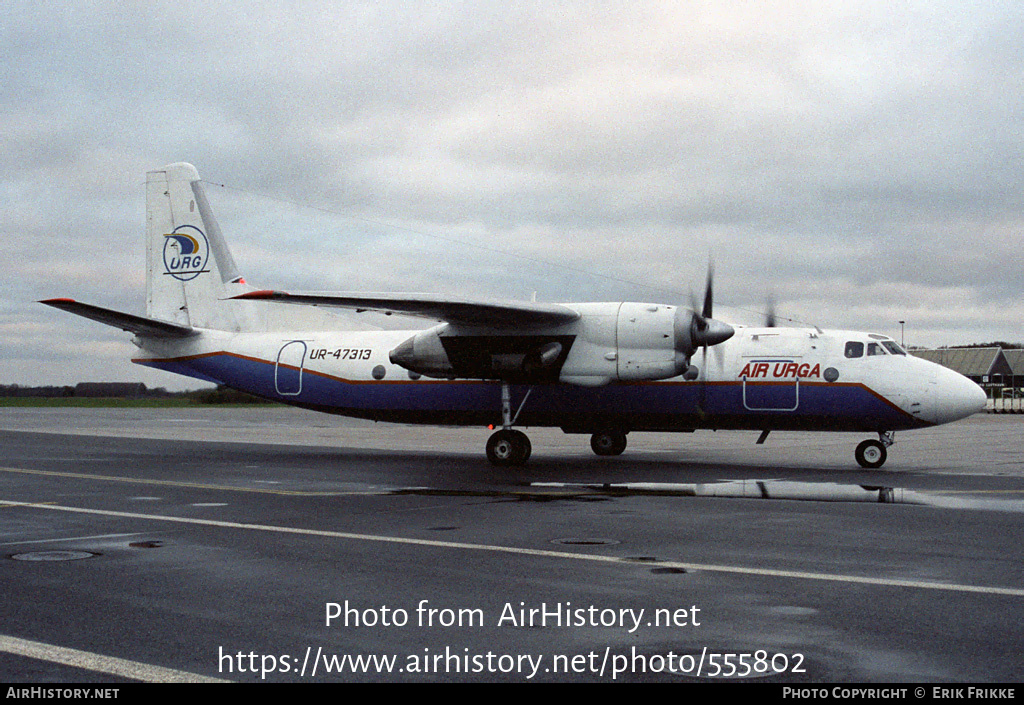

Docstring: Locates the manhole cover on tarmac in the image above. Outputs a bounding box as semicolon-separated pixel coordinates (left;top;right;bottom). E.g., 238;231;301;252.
10;551;98;562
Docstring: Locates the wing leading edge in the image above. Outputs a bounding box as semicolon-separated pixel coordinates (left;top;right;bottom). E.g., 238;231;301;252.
231;290;581;328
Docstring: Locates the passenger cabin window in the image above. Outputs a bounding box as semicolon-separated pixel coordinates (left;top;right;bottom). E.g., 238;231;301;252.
882;341;906;355
845;341;864;358
867;342;887;356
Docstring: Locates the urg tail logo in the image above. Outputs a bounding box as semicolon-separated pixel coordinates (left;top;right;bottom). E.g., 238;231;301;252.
163;225;209;281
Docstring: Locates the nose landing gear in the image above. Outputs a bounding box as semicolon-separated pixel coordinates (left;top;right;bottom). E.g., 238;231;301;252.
855;431;895;469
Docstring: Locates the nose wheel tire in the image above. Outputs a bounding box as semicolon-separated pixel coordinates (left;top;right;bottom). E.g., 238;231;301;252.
591;430;627;456
486;429;532;466
855;439;887;469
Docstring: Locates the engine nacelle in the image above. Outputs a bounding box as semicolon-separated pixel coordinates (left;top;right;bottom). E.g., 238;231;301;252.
558;302;734;385
389;326;570;381
388;302;734;385
615;302;688;381
389;327;454;377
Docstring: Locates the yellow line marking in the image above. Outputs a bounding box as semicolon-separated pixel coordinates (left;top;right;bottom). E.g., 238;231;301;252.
3;498;1023;598
0;466;378;496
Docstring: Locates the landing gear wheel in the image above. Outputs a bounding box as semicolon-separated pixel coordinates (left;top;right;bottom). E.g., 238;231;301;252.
486;429;532;466
590;430;627;456
855;439;887;469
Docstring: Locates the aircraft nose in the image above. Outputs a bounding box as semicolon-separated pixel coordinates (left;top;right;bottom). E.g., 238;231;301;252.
931;367;988;424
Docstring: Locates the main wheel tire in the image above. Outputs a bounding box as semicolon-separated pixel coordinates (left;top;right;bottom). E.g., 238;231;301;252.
591;430;627;456
486;429;531;466
514;430;532;464
855;439;887;469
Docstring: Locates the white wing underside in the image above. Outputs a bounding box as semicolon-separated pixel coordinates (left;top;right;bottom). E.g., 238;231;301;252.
232;290;581;329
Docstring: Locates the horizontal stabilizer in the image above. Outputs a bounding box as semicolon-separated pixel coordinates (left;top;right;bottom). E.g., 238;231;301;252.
231;290;581;328
40;299;197;339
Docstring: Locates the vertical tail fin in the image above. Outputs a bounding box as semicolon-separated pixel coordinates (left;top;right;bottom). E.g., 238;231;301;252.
146;163;253;331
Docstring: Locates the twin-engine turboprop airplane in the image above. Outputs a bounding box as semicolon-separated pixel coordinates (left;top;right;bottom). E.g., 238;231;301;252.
43;163;987;468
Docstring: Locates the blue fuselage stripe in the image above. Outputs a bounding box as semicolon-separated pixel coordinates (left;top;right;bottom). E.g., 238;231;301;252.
136;352;926;432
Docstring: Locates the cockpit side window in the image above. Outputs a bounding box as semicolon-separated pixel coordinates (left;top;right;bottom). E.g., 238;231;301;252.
845;341;864;358
881;341;906;356
867;342;887;356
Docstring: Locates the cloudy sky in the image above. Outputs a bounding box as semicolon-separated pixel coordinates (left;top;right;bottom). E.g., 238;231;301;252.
3;1;1023;390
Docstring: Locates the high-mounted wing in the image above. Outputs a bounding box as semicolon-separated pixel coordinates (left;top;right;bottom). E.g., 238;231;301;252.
231;290;581;328
40;298;197;339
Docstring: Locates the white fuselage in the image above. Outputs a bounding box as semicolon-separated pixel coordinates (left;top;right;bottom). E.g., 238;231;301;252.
134;309;986;434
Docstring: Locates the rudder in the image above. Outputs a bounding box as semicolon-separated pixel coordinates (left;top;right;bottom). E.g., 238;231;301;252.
146;162;252;331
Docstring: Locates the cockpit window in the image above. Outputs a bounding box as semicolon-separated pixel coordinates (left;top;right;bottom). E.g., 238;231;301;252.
845;341;864;358
867;342;887;356
881;341;906;356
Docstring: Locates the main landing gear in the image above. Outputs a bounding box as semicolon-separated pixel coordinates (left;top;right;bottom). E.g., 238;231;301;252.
484;382;630;466
486;428;531;466
590;429;628;456
855;431;895;469
485;426;629;465
485;382;533;467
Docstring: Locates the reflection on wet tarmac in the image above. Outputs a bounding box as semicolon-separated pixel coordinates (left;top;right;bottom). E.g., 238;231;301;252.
530;480;1024;512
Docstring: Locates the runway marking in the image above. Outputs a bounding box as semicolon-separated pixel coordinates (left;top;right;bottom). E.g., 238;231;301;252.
0;532;150;547
3;499;1024;598
0;466;378;497
0;634;228;683
0;501;55;509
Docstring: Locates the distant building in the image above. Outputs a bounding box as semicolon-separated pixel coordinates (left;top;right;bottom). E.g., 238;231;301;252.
74;382;148;398
911;348;1014;389
0;385;74;398
1002;350;1024;390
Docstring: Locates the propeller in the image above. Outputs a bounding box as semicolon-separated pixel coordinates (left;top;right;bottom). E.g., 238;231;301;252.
673;263;734;410
674;264;734;355
766;294;777;328
702;262;715;320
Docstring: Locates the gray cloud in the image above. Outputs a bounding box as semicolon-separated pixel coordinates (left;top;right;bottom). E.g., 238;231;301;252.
3;1;1023;388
